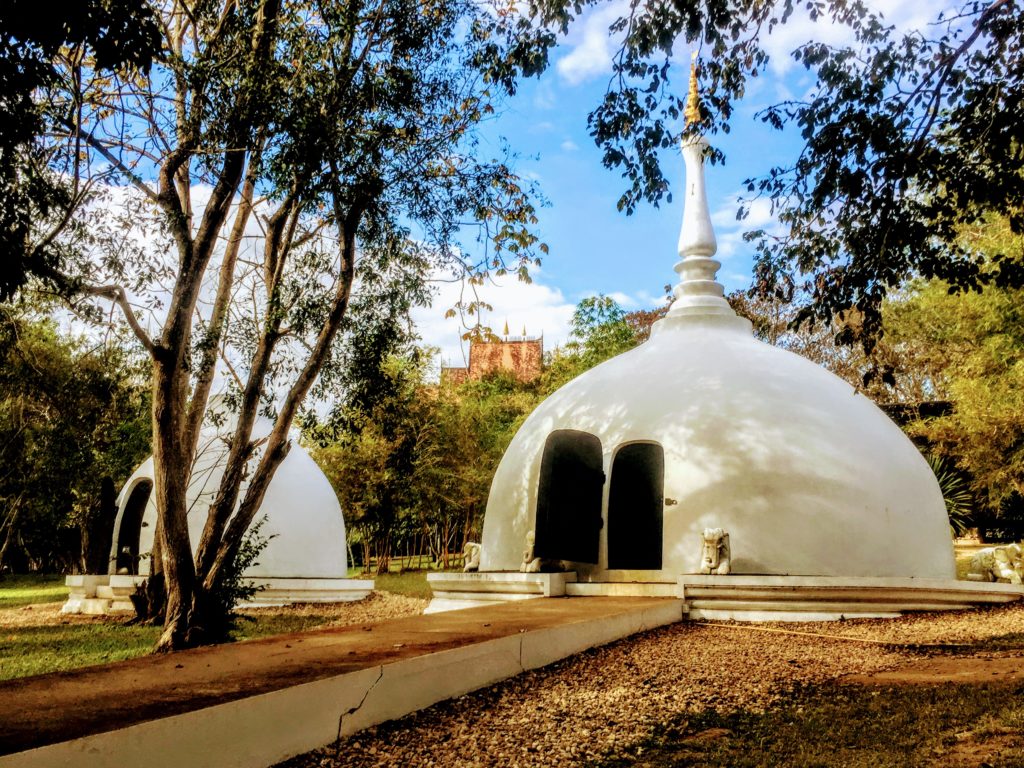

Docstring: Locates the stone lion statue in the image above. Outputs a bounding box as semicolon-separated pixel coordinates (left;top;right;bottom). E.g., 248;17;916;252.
462;542;481;572
699;527;731;575
966;542;1023;584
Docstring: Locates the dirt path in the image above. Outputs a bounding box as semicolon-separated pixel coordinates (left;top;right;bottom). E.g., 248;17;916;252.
845;651;1024;685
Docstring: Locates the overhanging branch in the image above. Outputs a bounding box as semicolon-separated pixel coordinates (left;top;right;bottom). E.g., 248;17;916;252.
81;284;157;353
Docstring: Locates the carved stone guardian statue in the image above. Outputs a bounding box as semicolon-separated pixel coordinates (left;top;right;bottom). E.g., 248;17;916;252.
700;528;731;575
966;542;1023;584
462;542;481;572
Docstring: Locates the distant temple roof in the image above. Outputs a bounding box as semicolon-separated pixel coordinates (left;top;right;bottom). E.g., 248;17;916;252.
441;334;544;385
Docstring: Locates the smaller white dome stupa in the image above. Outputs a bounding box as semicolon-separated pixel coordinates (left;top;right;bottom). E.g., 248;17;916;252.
478;61;957;588
60;400;373;614
110;420;348;582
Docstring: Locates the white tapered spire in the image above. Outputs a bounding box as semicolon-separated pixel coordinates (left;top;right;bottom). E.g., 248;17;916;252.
665;56;737;322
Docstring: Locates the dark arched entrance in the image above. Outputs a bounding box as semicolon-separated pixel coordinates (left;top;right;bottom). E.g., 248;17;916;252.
115;480;152;574
607;442;664;570
533;430;604;564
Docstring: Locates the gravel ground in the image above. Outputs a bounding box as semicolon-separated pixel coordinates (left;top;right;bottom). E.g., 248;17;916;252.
281;601;1024;768
769;600;1024;645
280;618;926;767
238;591;428;629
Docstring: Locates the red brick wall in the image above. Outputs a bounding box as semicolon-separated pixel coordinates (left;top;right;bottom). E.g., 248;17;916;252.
468;339;543;383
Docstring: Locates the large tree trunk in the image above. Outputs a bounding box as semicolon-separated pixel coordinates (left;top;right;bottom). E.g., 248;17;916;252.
152;351;198;652
186;203;362;643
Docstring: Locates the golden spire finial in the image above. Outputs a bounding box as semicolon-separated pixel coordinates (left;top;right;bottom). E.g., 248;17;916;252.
684;52;702;127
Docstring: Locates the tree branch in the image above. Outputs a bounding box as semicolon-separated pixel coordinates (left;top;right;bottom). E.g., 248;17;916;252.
80;284;157;353
57;117;160;203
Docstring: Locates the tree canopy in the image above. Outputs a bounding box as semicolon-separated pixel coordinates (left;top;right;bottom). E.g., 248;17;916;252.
535;0;1024;341
16;0;557;649
0;307;150;572
0;2;161;300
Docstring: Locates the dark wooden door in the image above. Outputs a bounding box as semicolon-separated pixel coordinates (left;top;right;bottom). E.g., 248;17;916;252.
607;442;664;570
115;480;152;574
534;430;604;564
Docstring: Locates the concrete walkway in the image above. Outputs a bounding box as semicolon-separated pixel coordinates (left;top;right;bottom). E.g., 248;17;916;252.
0;597;682;768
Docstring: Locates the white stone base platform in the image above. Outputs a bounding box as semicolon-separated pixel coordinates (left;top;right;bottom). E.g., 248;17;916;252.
679;575;1024;621
425;571;577;613
62;575;374;615
426;572;1024;620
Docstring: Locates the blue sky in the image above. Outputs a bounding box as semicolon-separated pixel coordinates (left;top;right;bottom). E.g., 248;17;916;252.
415;0;940;367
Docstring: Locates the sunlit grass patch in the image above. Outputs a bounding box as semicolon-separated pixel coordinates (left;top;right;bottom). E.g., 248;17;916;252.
0;621;160;681
0;574;68;609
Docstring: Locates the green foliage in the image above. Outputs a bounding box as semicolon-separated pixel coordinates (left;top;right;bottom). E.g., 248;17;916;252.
0;2;161;301
311;354;436;574
0;307;150;572
542;295;644;392
210;517;274;643
884;248;1024;517
311;346;540;573
927;455;975;537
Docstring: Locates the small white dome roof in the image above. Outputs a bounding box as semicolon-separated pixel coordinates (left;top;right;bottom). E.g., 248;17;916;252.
110;421;347;579
480;311;954;579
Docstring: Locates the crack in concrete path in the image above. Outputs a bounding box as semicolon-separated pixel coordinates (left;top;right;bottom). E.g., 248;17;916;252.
336;666;385;746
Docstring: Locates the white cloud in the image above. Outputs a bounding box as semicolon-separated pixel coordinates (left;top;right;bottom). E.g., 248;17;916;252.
560;139;579;152
533;81;557;110
761;0;956;77
707;191;782;270
712;195;773;230
555;0;629;85
412;266;576;368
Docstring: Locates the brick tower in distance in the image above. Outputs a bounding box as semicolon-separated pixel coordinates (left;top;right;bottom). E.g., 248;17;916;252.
441;330;543;385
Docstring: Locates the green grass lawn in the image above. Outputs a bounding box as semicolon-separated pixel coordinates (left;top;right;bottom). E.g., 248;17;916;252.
366;570;433;599
0;621;162;681
0;611;374;682
593;682;1024;768
0;574;68;609
0;570;436;681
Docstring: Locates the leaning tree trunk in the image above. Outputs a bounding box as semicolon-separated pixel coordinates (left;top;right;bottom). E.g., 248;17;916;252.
152;350;199;652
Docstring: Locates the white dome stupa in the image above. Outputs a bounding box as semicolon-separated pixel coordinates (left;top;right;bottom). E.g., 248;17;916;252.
479;65;955;584
430;62;1022;618
63;405;373;614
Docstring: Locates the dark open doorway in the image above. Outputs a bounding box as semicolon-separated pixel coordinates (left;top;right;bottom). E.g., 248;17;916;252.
115;480;152;574
607;442;664;570
534;430;604;564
